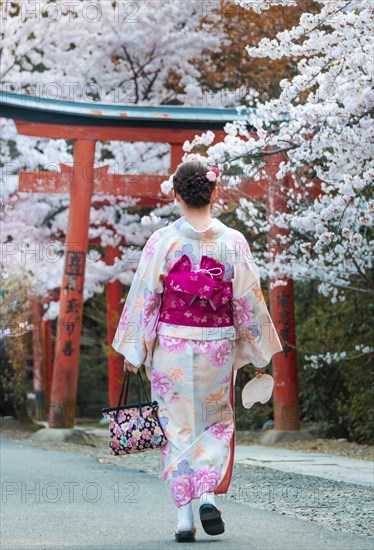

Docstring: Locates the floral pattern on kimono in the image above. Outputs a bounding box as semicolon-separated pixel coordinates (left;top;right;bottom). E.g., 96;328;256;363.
150;333;236;507
230;232;284;370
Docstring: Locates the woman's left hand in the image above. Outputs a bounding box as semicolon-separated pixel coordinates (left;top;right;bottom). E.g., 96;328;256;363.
255;368;265;378
123;358;139;374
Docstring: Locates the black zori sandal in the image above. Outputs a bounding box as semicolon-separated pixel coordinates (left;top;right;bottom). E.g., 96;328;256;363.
199;503;225;535
173;526;197;542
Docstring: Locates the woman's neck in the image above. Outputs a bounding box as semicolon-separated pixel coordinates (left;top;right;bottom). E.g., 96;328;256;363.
183;209;212;232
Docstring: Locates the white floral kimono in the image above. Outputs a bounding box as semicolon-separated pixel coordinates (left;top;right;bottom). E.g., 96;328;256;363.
112;214;283;507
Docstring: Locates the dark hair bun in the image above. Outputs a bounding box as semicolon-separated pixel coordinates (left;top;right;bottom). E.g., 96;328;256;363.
173;160;217;208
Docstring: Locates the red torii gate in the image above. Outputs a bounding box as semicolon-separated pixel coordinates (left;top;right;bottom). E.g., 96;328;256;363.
24;165;269;412
1;91;304;436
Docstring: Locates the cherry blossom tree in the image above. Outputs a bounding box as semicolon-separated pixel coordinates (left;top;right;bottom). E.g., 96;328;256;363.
175;0;373;302
0;0;229;319
1;0;223;104
164;0;373;367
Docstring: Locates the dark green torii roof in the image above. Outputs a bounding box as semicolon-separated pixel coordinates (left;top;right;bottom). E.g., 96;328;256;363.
0;90;247;130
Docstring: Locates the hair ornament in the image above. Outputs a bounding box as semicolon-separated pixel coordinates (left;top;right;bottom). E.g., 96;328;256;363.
206;166;220;182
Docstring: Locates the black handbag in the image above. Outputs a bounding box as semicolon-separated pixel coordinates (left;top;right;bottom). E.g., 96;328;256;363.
101;370;168;455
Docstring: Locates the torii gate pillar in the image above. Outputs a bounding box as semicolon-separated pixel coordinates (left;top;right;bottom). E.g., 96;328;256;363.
105;245;125;406
48;139;96;428
261;156;311;442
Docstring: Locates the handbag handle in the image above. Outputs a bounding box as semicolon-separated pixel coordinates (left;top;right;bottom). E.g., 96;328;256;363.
124;370;150;404
114;370;150;421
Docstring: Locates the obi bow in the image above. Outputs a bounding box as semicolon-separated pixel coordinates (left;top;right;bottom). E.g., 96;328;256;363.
163;254;233;310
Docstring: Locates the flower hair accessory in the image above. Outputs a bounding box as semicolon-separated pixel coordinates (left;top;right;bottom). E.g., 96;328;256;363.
206;166;220;182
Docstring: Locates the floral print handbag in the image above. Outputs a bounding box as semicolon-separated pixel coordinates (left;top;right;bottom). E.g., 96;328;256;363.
101;371;168;455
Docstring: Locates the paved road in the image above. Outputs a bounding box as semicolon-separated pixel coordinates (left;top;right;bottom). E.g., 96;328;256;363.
1;438;373;550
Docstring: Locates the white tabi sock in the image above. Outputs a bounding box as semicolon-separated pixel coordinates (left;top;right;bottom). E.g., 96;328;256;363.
177;501;194;532
199;491;216;507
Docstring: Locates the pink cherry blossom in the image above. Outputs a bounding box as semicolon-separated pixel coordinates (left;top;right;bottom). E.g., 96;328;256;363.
206;170;217;182
118;304;130;331
113;410;127;423
152;369;174;397
161;442;170;461
143;292;162;339
208;340;232;368
113;424;124;438
162;469;169;481
159;335;189;354
110;439;119;450
195;465;220;495
192;340;210;354
232;296;254;326
208;422;234;444
170;474;196;506
143;233;161;260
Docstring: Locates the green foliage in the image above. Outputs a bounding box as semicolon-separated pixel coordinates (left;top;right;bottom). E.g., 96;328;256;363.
295;280;374;443
76;291;109;418
342;359;374;443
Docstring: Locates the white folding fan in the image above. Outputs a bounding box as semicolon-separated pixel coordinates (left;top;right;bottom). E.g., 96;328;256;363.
241;374;274;409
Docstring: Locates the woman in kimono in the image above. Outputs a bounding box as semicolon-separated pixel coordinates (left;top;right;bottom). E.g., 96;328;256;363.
112;160;283;542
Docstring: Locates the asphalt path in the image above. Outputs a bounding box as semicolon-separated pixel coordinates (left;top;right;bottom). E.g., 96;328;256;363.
1;438;373;550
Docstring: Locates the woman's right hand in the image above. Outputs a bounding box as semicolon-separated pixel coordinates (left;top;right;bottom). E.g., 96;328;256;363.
123;358;138;374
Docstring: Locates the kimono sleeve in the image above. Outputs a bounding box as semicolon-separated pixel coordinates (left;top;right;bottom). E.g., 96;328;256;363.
111;232;166;369
231;234;283;371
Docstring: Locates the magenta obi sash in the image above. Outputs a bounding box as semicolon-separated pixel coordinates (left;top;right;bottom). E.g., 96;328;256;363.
159;254;234;328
